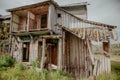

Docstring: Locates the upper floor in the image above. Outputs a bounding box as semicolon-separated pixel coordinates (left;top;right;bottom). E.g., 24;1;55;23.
7;0;116;35
8;0;89;33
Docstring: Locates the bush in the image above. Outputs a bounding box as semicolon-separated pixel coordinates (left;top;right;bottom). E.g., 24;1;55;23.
0;55;15;67
14;62;26;70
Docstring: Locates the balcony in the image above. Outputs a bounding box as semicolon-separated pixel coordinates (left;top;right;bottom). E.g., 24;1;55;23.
11;4;49;33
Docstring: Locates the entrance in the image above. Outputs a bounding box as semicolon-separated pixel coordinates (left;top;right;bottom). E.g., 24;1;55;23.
46;39;58;65
22;42;29;62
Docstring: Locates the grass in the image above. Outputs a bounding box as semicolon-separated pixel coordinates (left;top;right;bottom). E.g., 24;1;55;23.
0;68;74;80
0;57;74;80
0;54;120;80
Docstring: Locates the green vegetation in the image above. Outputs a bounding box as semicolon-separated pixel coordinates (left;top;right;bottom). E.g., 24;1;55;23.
0;55;15;67
0;55;120;80
0;23;10;53
0;55;73;80
0;23;9;40
0;67;73;80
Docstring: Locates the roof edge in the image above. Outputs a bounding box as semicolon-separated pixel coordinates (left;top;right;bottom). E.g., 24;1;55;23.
7;0;58;12
60;2;90;7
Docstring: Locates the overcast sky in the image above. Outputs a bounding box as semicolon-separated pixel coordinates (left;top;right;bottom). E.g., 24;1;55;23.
0;0;120;43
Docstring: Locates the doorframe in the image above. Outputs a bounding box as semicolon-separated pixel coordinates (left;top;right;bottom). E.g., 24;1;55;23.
22;42;30;62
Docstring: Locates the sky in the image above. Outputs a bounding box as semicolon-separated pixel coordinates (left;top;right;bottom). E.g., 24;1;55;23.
0;0;120;43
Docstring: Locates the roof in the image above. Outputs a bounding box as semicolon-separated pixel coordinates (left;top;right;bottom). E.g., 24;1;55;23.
55;24;117;41
7;0;58;12
61;2;89;7
0;15;11;19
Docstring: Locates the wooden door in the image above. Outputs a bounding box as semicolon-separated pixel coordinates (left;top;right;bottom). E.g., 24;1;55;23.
47;44;57;65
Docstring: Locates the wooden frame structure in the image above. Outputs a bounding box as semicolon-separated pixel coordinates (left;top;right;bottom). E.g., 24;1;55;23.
8;0;117;78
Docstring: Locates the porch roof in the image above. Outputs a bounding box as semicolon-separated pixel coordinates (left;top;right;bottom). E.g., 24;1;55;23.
55;24;117;42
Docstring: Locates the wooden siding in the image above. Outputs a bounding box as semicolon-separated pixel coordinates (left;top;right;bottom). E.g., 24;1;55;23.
62;31;93;77
11;37;22;62
61;5;87;19
56;8;116;29
48;4;62;34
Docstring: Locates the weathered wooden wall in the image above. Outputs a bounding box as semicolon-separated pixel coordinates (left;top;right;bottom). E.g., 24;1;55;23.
62;31;93;77
48;4;62;34
29;40;38;62
11;36;39;62
61;5;87;19
11;37;22;62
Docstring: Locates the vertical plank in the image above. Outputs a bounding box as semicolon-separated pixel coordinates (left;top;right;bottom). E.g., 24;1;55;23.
62;31;65;70
40;39;46;70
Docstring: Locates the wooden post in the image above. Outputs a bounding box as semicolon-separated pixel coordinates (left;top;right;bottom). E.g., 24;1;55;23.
27;11;30;32
57;38;62;70
40;38;46;70
103;41;110;57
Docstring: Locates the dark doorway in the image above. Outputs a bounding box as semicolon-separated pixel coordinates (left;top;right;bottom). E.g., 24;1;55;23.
22;42;30;62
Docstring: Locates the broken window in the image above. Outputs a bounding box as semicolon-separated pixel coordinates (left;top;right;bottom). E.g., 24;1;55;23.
41;14;47;28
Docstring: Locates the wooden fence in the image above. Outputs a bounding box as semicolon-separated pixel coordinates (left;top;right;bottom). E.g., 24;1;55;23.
93;57;111;76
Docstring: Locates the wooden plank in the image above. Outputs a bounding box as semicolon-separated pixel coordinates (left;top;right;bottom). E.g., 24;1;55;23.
62;31;65;70
40;38;46;70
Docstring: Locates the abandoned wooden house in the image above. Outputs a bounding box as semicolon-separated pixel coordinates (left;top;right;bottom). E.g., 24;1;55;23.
7;0;117;77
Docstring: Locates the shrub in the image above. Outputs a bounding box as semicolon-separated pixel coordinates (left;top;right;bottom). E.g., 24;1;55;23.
14;62;26;70
0;55;15;67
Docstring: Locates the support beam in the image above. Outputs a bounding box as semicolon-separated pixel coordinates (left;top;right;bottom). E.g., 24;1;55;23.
40;38;46;70
57;38;62;70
